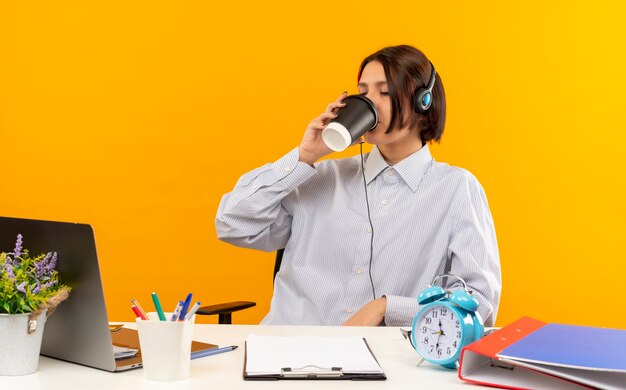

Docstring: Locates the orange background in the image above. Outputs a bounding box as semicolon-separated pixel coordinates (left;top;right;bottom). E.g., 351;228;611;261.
1;1;625;328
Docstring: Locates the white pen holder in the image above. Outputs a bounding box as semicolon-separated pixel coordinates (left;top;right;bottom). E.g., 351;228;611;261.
136;312;196;381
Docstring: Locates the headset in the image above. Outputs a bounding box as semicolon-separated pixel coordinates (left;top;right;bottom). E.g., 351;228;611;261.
360;60;438;302
412;62;437;114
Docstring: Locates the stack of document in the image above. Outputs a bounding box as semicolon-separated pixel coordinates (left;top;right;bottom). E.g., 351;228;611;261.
244;334;386;380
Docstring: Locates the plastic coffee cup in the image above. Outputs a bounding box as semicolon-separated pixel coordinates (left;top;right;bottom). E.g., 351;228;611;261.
136;312;195;381
322;95;379;152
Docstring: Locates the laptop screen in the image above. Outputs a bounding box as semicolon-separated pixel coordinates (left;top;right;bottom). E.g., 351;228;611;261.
0;216;119;371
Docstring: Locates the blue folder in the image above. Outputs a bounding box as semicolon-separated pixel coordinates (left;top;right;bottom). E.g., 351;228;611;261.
499;323;626;371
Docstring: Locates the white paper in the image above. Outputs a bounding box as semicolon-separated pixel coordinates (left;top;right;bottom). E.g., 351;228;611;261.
112;345;138;360
245;334;383;376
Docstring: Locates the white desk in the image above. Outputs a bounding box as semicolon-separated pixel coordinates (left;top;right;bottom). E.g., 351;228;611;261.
0;324;473;390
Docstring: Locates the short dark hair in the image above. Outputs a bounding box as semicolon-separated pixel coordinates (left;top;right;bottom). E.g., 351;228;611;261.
358;45;446;143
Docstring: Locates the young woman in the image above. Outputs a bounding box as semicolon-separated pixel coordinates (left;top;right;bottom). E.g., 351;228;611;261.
216;45;501;327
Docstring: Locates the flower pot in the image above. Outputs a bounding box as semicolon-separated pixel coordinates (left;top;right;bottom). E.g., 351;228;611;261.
0;310;47;376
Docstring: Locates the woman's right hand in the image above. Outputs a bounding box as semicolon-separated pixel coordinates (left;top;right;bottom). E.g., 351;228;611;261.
298;92;347;165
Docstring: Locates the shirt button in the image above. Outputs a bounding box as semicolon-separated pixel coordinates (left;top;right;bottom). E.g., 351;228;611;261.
367;226;372;233
386;170;395;176
284;166;291;172
357;267;363;274
347;307;353;314
381;199;388;205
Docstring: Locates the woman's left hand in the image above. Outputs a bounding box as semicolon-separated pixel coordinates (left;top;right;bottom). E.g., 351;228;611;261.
342;297;387;326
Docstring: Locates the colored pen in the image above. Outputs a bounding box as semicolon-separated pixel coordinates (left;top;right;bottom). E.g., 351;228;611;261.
131;299;149;319
131;304;148;320
191;345;238;360
170;300;184;321
185;302;201;321
179;293;193;321
151;292;166;321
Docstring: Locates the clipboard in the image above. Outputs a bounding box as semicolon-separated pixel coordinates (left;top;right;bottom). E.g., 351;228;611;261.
243;334;386;380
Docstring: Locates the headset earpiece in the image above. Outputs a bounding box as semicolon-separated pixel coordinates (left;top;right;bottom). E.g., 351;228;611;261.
413;62;437;114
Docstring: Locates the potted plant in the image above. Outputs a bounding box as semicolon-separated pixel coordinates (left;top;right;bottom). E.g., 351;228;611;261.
0;234;71;375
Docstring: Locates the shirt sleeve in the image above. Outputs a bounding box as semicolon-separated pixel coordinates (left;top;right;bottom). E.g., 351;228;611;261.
383;173;501;328
447;172;502;327
215;147;317;252
384;295;421;326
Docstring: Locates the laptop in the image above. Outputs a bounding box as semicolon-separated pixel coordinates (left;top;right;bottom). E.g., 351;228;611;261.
0;216;217;372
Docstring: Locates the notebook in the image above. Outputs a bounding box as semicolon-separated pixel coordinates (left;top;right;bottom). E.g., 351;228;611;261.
0;216;217;372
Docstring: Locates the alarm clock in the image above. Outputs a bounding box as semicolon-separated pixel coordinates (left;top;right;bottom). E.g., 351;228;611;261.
410;274;484;369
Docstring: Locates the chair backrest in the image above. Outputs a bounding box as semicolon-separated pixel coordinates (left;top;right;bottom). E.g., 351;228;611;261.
201;248;282;324
274;248;284;283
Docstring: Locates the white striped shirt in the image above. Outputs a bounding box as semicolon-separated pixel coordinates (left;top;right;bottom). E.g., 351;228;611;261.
215;145;501;326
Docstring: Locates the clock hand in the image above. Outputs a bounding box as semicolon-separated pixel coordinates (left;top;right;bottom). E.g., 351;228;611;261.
439;320;446;336
434;319;443;349
434;319;451;352
435;331;442;350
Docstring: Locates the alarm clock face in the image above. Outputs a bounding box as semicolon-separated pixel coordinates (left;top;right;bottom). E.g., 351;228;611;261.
413;304;463;363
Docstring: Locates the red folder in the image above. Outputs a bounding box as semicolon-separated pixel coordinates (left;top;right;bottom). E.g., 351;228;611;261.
458;317;626;389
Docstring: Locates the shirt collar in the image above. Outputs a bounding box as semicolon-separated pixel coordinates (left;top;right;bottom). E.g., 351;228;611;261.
364;144;433;192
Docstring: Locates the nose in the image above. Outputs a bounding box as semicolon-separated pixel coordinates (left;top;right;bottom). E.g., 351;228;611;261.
363;92;381;112
361;96;381;131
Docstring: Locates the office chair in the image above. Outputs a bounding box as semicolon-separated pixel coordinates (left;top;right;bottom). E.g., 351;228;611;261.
196;249;284;324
